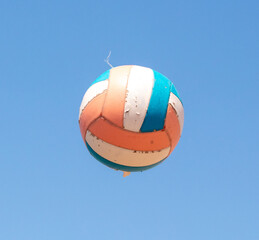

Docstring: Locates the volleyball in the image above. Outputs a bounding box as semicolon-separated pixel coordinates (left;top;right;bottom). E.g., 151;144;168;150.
79;65;184;174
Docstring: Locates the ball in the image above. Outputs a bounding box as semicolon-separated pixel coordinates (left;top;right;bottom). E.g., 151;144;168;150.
79;65;184;173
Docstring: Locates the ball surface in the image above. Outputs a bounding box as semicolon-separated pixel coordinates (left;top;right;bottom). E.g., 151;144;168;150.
79;65;184;172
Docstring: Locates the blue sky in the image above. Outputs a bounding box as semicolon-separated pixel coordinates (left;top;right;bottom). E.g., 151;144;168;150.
0;0;258;239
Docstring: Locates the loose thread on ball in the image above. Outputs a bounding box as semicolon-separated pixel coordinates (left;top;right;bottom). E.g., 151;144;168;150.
104;51;113;68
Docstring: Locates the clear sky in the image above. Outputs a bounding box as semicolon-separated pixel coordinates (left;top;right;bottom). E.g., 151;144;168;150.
0;0;258;239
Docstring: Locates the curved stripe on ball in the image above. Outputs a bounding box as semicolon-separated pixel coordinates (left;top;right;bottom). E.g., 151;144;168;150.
85;141;166;172
79;91;106;139
79;80;108;118
90;69;110;86
169;93;184;135
102;65;132;127
85;131;170;167
170;81;181;102
164;105;181;154
123;66;154;132
140;70;171;132
88;117;171;151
